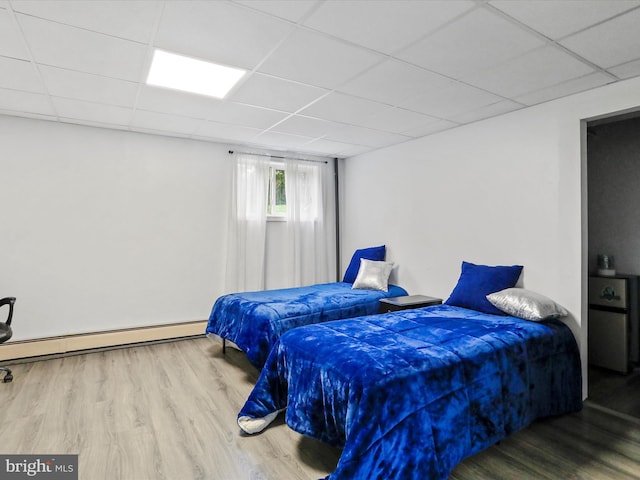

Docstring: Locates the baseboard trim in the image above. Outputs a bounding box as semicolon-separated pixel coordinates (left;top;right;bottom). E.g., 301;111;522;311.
0;320;207;361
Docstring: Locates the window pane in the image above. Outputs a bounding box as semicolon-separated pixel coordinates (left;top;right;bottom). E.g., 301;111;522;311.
275;169;286;214
266;165;287;217
267;168;273;214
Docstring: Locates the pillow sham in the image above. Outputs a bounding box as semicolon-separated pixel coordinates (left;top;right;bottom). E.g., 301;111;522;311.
486;288;568;321
343;245;386;283
445;261;523;315
352;259;395;292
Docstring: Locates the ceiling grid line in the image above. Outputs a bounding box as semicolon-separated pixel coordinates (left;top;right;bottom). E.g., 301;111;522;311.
483;2;620;82
4;1;60;121
129;0;168;134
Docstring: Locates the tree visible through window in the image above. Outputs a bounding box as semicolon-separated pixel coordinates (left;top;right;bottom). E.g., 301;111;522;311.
267;165;286;216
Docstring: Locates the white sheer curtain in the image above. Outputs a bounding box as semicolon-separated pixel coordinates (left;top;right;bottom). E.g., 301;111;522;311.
225;153;270;293
285;158;330;286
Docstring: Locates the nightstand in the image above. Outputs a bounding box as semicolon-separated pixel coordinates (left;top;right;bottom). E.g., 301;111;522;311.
379;295;443;313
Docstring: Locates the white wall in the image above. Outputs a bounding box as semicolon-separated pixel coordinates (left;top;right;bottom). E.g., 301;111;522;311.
341;75;640;398
1;116;232;340
1;115;335;342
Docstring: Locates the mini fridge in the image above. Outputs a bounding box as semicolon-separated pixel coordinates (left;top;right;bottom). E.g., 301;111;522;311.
588;274;639;373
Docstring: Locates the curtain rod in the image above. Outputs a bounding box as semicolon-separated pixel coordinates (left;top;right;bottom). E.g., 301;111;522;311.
228;150;328;164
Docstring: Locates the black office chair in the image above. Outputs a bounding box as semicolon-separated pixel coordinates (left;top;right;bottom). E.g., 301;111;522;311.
0;297;16;383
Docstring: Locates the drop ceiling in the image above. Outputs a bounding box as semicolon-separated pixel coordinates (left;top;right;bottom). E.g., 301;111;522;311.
2;0;640;158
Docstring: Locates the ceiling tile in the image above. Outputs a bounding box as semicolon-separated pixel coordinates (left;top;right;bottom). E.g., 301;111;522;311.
201;102;288;129
271;114;337;138
192;120;261;143
11;0;162;43
137;86;223;119
299;92;388;125
140;86;289;130
0;88;54;116
337;59;453;106
0;56;44;93
608;58;640;80
52;97;132;126
253;130;316;149
463;45;595;98
258;28;383;89
155;1;292;70
449;99;523;124
325;124;410;149
357;106;443;135
0;9;29;59
332;144;374;157
229;73;328;113
400;81;504;119
140;86;287;129
17;14;148;82
398;7;545;80
489;0;640;40
40;65;138;107
560;7;640;68
304;0;474;54
514;72;614;106
131;109;201;136
232;0;320;23
401;119;458;138
302;138;369;156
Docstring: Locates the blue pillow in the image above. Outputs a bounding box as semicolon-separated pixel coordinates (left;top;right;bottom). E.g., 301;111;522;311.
445;261;523;315
343;245;386;283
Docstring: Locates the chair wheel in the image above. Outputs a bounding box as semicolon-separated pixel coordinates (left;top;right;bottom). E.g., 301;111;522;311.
3;374;12;383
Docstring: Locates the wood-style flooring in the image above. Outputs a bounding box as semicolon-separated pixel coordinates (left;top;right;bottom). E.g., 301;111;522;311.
1;337;639;479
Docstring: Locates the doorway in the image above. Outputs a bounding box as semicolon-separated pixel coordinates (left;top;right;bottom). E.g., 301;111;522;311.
586;113;640;419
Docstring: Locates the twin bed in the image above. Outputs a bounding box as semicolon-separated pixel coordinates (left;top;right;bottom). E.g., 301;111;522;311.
239;304;581;480
206;244;408;369
207;257;582;479
206;281;407;369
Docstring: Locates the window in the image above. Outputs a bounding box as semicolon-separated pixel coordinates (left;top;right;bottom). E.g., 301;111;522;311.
267;163;287;218
264;159;321;221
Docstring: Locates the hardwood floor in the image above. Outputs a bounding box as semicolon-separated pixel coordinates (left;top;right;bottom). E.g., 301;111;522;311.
1;337;639;479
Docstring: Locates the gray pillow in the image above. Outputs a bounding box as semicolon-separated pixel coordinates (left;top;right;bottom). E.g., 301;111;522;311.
486;288;568;321
352;259;395;292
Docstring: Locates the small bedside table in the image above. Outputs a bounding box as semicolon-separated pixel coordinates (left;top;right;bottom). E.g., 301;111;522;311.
379;295;443;313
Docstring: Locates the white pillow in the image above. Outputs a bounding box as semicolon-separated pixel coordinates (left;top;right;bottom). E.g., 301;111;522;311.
486;288;568;321
352;259;395;292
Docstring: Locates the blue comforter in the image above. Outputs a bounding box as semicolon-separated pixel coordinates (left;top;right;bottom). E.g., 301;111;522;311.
206;282;408;369
238;304;582;479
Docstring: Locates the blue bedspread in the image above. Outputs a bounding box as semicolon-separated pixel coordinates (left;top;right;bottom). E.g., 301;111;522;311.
206;282;408;369
238;304;582;479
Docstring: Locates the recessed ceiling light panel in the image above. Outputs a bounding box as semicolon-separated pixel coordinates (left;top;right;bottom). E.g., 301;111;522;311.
146;49;246;99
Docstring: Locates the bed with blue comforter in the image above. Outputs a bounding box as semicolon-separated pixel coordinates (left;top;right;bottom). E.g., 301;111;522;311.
206;281;408;369
238;304;582;480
